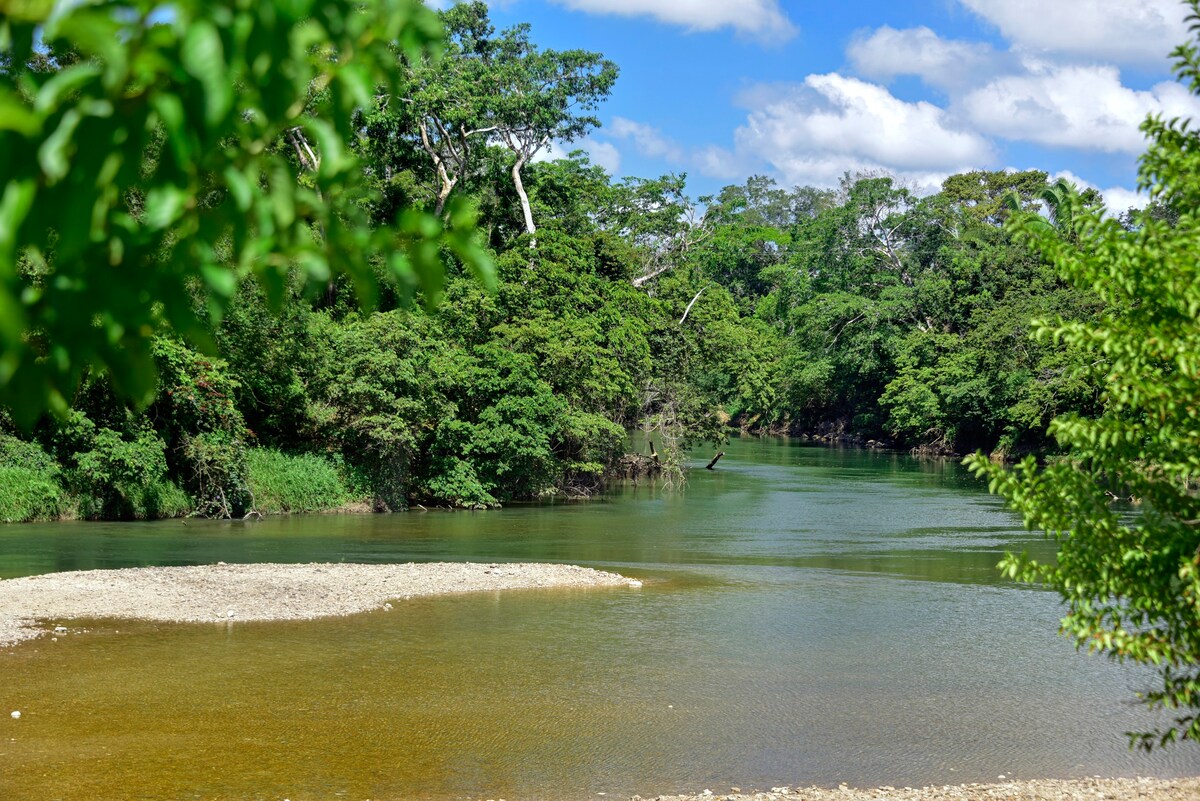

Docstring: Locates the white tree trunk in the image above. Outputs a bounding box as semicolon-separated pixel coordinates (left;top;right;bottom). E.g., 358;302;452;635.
511;158;536;236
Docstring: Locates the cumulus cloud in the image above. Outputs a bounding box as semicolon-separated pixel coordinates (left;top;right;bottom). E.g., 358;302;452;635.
848;26;1008;91
608;117;685;162
959;0;1188;64
576;138;622;174
729;74;993;188
531;138;622;174
692;145;758;181
551;0;796;42
961;63;1200;152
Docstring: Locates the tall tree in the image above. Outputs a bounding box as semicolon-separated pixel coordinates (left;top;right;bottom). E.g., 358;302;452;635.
365;1;498;217
489;24;618;236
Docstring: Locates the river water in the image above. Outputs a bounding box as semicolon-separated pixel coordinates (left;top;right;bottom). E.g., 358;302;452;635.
0;438;1197;800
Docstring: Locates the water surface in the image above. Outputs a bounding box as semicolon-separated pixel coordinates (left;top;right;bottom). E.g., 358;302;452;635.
1;439;1196;800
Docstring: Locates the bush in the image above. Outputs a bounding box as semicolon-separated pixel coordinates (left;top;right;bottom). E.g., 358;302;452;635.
68;425;192;520
246;449;354;514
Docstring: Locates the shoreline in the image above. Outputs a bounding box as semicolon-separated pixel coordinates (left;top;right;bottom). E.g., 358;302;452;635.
641;777;1200;801
0;561;642;647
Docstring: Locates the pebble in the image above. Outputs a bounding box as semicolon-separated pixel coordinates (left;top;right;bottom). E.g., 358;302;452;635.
648;777;1200;801
10;711;19;719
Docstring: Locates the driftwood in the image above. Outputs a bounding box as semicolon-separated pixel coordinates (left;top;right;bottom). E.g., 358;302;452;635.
705;451;725;470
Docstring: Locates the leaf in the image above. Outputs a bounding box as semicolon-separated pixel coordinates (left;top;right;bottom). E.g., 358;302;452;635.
201;264;237;298
143;185;188;230
223;166;253;212
181;20;233;127
0;0;55;23
303;118;346;178
0;87;40;136
37;108;81;183
0;178;37;265
33;63;102;115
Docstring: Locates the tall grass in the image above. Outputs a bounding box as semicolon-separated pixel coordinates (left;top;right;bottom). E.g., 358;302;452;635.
246;449;354;514
0;466;67;522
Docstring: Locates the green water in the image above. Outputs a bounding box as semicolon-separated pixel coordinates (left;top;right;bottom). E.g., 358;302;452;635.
0;438;1196;800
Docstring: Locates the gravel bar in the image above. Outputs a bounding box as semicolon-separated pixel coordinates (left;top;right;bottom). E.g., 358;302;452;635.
641;777;1200;801
0;561;641;646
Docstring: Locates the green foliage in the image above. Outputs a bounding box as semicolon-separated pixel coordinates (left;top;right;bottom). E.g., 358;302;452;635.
0;0;491;424
966;6;1200;746
150;338;249;517
68;423;190;520
246;449;353;514
0;433;64;521
0;467;65;522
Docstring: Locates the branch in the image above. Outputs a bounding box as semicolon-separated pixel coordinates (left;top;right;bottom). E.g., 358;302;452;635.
632;262;675;288
287;127;320;173
679;284;709;324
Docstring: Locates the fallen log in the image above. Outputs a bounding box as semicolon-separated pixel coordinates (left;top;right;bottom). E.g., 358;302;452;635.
705;451;725;470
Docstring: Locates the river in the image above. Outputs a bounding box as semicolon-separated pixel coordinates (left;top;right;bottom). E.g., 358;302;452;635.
0;437;1197;800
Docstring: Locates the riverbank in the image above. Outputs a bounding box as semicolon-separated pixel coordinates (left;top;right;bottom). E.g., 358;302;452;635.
0;562;641;646
642;777;1200;801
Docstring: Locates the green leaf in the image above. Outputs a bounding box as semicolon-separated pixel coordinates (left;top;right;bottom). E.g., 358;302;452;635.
34;64;102;115
143;185;188;230
223;166;253;211
37;108;81;183
0;87;40;135
181;20;232;127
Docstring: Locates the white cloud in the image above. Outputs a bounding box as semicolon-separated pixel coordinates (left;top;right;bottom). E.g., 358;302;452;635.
961;63;1200;153
1052;169;1149;214
959;0;1188;64
1100;185;1150;212
693;145;757;181
608;117;685;161
578;138;622;174
551;0;796;42
848;26;1008;91
729;74;993;189
531;138;622;174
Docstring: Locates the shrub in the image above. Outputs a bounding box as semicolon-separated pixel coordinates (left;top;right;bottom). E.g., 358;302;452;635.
68;425;192;520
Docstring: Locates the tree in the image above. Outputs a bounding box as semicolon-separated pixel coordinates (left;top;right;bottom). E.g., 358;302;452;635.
0;0;492;425
942;169;1049;226
362;1;498;217
966;1;1200;747
488;24;618;236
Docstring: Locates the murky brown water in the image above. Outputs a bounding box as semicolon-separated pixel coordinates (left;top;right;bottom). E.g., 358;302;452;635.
1;439;1197;800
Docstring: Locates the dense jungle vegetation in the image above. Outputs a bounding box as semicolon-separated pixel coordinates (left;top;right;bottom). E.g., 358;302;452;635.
0;1;1164;522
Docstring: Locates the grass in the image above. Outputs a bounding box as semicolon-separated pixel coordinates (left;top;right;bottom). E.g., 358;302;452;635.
246;448;355;514
0;466;67;522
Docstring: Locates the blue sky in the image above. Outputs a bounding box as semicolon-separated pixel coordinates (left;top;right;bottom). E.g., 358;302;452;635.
454;0;1196;210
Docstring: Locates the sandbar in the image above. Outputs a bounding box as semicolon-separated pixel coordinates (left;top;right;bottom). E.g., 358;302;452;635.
0;561;641;646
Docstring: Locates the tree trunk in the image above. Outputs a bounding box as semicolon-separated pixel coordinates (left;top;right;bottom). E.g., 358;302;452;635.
705;451;725;470
511;158;536;236
434;178;456;217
